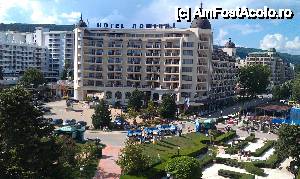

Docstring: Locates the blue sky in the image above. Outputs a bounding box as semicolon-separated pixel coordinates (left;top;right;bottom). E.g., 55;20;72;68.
0;0;299;54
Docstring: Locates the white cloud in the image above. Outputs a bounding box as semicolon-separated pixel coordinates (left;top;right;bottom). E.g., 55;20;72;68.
229;24;263;35
98;10;126;23
0;0;80;24
215;28;229;46
286;37;300;50
260;34;300;54
61;12;81;23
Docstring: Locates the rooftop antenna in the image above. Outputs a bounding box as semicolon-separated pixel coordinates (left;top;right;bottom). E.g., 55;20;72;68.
229;37;231;42
80;13;83;20
200;1;203;9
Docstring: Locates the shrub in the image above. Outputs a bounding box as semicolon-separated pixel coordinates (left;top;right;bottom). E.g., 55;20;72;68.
251;141;274;157
215;158;265;176
225;140;248;155
214;131;236;144
218;169;255;179
253;153;285;168
245;133;256;142
165;156;201;179
243;163;265;176
117;139;151;175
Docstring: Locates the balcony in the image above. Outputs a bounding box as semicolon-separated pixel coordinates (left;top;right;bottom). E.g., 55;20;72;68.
164;77;179;81
164;45;180;48
146;44;161;48
146;61;160;65
127;53;142;56
108;44;123;48
146;53;161;57
108;52;122;56
127;44;142;48
165;53;180;57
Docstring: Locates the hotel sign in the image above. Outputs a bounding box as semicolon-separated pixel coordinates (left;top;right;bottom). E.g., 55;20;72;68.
96;23;176;29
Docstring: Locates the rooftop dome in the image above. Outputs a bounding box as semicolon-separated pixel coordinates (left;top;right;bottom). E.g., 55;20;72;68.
190;2;211;29
190;18;211;29
77;14;87;28
224;38;235;48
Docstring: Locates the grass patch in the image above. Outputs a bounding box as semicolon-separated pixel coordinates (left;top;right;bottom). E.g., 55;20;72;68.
121;132;209;178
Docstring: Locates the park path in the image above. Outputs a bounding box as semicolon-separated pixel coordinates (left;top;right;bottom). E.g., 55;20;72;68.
94;145;122;179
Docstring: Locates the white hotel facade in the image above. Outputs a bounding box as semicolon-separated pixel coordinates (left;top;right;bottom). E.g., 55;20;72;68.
74;17;236;107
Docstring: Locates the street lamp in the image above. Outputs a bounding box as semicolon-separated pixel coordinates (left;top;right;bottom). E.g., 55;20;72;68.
79;167;84;177
177;146;181;156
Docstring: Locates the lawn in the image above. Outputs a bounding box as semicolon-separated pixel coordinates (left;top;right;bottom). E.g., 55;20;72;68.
142;132;209;165
121;133;209;178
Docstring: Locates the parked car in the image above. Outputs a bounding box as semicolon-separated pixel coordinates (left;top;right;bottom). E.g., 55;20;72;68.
63;119;71;126
50;118;63;125
77;121;87;126
114;116;129;129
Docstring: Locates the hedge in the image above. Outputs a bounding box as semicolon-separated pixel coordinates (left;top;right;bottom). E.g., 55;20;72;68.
245;133;256;142
214;131;237;144
252;153;285;169
218;169;255;179
215;157;265;176
251;141;274;157
225;139;249;155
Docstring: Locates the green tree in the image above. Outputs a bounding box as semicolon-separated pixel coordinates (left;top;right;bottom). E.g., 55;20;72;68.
238;64;271;96
159;94;177;119
128;89;144;112
0;86;68;178
19;68;45;88
142;100;157;121
276;125;300;176
273;82;292;100
165;156;202;179
92;100;112;129
116;139;150;175
292;77;300;102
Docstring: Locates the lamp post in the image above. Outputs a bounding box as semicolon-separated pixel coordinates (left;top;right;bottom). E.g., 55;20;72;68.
79;167;84;178
177;146;180;156
294;165;298;178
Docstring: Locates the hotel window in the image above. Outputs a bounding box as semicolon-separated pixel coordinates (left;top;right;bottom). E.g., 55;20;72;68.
183;50;193;56
181;84;192;89
183;42;194;47
182;75;192;81
182;67;193;72
182;59;193;64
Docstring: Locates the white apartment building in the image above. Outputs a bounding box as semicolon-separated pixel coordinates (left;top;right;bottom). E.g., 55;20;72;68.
243;48;294;86
0;28;74;82
28;27;74;81
0;31;48;81
74;17;215;106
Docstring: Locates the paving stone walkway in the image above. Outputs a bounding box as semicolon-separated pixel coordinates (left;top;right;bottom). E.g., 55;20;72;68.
94;145;121;179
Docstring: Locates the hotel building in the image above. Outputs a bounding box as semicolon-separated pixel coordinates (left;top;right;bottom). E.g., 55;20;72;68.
243;48;294;86
0;28;74;82
74;16;238;108
0;31;48;81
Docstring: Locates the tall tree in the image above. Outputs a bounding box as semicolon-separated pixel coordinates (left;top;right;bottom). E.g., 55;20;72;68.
292;77;300;102
128;89;144;112
272;82;292;100
276;124;300;176
238;64;271;96
19;68;45;88
0;86;66;178
92;99;112;129
142;100;157;121
159;94;177;119
116;139;150;175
